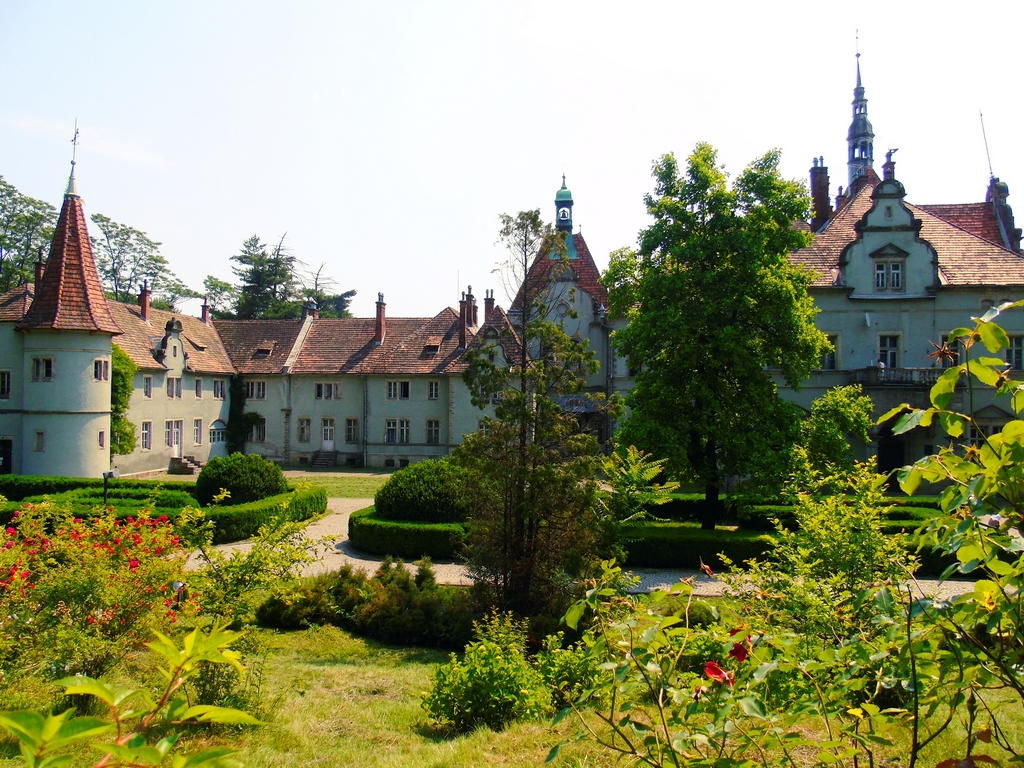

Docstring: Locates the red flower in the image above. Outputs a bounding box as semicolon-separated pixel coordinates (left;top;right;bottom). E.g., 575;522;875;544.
128;559;140;570
704;661;734;686
699;561;714;578
5;527;15;536
729;643;748;663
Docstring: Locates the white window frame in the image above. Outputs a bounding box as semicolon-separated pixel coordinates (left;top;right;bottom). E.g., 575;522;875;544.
143;375;153;398
249;418;266;442
477;419;490;436
1007;337;1024;371
315;382;341;400
941;334;962;368
213;379;226;399
245;380;266;400
93;359;109;382
398;419;410;444
820;335;838;370
879;335;900;369
873;260;905;292
141;421;152;451
322;417;336;443
426;419;440;445
428;380;440;400
0;370;10;399
166;376;182;399
193;418;203;445
31;357;53;382
297;418;312;443
385;419;397;444
345;418;359;444
386;380;410;400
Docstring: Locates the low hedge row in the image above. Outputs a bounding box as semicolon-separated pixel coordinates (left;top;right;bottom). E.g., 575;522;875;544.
348;506;467;560
624;523;777;569
205;486;328;544
0;475;194;502
737;504;939;532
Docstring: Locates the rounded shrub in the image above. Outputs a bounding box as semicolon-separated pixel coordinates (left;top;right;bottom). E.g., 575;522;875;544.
374;459;472;523
195;452;288;506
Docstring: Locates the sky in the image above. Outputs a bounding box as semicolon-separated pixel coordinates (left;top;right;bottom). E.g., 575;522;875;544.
2;1;1022;318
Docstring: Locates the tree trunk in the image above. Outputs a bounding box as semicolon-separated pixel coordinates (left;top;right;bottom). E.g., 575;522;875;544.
701;437;720;530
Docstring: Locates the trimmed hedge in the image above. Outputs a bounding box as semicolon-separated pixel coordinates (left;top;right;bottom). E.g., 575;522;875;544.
737;505;797;532
205;486;327;544
195;453;288;506
348;506;467;560
624;523;776;569
0;475;195;502
374;459;472;523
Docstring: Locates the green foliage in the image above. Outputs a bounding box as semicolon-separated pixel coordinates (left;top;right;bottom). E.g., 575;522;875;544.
225;378;263;455
347;506;466;560
604;143;828;528
202;486;326;544
0;501;189;698
422;612;550;732
196;452;288;506
1;485;198;523
109;343;138;457
256;561;475;650
0;174;58;292
231;234;300;319
535;632;602;711
623;523;776;569
0;475;195;503
599;446;679;556
373;459;473;523
0;624;257;768
800;384;874;471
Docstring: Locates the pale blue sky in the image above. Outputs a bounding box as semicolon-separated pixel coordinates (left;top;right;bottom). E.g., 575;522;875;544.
2;1;1021;317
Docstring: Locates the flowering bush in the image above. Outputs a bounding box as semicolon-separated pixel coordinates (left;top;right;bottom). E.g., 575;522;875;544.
0;497;190;696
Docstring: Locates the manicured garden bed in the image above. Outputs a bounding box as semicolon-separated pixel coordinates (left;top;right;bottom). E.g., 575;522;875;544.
348;506;467;560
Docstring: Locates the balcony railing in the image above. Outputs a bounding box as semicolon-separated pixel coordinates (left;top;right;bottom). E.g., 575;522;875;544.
848;367;944;386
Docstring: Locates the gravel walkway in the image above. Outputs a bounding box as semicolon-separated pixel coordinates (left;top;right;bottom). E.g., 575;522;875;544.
189;498;976;599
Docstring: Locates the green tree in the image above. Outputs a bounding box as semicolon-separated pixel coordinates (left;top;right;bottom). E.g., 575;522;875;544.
90;213;187;306
456;211;613;616
109;344;137;456
800;384;873;472
0;176;57;291
231;234;299;319
301;262;356;318
604;143;828;528
202;275;239;319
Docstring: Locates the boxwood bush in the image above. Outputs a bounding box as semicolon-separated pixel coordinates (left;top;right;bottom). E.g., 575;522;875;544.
348;506;467;559
0;475;194;502
205;486;327;544
624;523;776;569
195;453;288;506
374;459;472;523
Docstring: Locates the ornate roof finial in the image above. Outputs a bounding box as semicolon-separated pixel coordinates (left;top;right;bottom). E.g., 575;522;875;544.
561;173;566;189
66;120;80;197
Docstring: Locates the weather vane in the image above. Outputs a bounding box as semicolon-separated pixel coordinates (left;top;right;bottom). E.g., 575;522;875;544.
71;119;79;165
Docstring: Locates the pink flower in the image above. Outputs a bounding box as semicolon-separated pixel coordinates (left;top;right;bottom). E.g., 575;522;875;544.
5;527;15;536
128;559;139;570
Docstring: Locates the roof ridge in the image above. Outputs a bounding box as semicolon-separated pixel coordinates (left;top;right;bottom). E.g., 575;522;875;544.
907;202;1024;258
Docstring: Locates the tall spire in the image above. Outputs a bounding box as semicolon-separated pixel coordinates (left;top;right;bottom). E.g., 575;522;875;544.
847;52;875;187
553;175;577;259
66;120;80;197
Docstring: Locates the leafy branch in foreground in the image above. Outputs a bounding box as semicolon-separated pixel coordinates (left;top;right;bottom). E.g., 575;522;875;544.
0;624;259;767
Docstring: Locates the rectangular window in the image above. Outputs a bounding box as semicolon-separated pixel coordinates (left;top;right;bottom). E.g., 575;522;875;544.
820;335;837;370
33;430;45;452
428;380;439;400
31;357;53;381
1007;337;1024;371
249;418;266;443
426;419;440;445
195;378;203;398
385;419;397;444
345;418;359;444
477;419;490;436
386;380;409;400
322;418;335;442
874;261;905;292
399;419;410;444
941;335;962;368
165;420;173;448
93;359;109;382
143;375;152;398
210;426;226;443
193;418;203;445
875;262;887;290
315;382;340;400
245;380;266;399
0;370;10;399
298;418;311;442
890;262;902;290
98;430;105;449
213;379;226;399
166;377;182;399
879;335;899;369
141;421;152;451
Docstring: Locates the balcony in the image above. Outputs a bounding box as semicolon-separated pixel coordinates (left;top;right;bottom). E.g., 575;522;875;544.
848;367;944;387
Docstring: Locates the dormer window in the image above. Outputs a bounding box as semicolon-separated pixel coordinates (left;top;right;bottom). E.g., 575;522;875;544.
253;347;271;359
870;244;907;293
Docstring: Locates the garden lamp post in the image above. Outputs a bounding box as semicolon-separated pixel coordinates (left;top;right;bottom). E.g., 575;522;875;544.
102;468;119;507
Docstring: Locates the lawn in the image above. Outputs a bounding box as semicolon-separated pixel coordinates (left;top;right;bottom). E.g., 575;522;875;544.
291;473;389;499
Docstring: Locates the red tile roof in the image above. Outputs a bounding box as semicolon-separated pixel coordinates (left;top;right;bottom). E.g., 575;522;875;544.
0;283;34;323
916;202;1003;247
468;305;523;368
17;192;121;334
512;233;609;313
213;319;305;374
791;179;1024;287
108;302;235;374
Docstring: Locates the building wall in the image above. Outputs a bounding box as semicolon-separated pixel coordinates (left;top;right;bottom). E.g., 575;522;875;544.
0;323;25;474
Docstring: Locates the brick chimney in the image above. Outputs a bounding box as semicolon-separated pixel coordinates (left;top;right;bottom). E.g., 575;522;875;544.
484;289;495;322
302;300;319;320
882;149;897;181
810;157;831;231
466;285;477;327
139;280;151;322
374;292;386;344
34;253;45;286
201;295;210;324
458;292;467;349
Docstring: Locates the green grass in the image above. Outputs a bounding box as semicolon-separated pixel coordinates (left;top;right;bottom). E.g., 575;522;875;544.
292;474;389;499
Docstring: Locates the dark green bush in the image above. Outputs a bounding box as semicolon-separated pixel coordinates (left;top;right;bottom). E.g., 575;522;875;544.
256;560;475;650
374;459;472;523
195;453;287;506
736;505;797;532
204;486;326;544
624;523;776;569
348;506;467;559
0;475;195;502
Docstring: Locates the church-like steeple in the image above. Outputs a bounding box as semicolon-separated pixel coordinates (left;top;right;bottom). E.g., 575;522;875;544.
847;53;875;187
553;175;577;259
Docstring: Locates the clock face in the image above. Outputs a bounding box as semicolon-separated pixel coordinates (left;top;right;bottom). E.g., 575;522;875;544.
558;207;570;220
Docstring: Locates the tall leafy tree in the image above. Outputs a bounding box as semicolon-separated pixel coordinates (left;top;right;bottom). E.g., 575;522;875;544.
456;211;614;615
230;234;299;319
0;176;58;291
202;275;240;319
90;214;173;303
604;143;828;528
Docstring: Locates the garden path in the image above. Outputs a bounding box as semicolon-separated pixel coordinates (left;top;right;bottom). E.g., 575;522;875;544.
190;497;976;600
